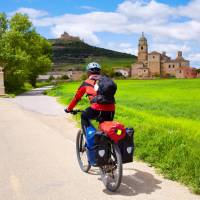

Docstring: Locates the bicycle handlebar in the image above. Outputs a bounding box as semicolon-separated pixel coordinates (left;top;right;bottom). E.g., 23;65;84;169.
69;109;83;115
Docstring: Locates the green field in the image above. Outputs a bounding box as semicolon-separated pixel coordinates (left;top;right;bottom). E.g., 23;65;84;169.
86;57;134;68
54;56;135;71
48;79;200;193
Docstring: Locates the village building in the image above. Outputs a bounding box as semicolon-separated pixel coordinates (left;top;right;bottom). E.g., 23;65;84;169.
37;70;84;82
131;33;197;79
197;71;200;78
60;32;80;41
114;67;131;77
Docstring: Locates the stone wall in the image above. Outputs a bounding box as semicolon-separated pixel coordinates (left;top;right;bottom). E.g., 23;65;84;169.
131;63;143;77
162;62;180;77
180;60;190;67
148;54;161;76
176;67;197;79
0;67;5;95
175;69;185;78
138;68;149;78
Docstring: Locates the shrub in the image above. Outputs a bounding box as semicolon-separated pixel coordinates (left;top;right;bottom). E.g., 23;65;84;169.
61;74;69;80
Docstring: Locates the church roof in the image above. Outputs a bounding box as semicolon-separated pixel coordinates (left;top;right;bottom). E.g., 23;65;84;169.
139;32;147;41
149;51;161;55
161;54;170;59
174;57;189;62
165;59;181;63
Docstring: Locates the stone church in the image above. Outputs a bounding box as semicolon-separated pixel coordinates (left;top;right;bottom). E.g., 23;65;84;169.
131;33;197;78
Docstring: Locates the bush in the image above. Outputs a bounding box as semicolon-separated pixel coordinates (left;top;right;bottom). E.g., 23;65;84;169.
101;67;115;77
48;75;54;81
61;74;69;80
81;73;87;80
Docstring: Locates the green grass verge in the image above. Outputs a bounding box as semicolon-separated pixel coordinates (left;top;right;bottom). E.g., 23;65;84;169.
6;81;53;97
6;82;33;97
47;79;200;194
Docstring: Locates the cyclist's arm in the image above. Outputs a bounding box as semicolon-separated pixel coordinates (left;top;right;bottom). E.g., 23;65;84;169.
67;83;86;111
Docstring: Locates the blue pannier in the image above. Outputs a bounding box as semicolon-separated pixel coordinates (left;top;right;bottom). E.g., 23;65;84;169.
86;126;110;166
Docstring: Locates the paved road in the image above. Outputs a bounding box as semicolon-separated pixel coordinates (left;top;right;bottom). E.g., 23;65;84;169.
0;87;199;200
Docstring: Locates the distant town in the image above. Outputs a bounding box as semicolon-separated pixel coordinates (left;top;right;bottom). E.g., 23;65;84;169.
37;32;200;82
132;33;199;79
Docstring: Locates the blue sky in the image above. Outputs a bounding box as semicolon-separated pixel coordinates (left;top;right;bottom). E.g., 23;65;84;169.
0;0;200;67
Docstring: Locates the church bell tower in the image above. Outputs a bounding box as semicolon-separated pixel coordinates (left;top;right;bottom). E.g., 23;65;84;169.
138;32;148;63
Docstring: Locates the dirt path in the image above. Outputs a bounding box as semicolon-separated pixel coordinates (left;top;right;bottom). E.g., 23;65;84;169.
0;87;199;200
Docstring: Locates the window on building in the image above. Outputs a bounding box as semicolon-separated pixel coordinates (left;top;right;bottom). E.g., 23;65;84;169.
153;56;155;59
180;70;182;73
173;65;175;68
144;70;146;72
169;65;171;68
141;46;143;50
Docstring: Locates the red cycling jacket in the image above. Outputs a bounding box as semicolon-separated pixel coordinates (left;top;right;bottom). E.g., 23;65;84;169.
67;75;115;111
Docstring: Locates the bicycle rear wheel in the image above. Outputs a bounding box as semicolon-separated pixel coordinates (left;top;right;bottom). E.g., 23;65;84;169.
100;143;122;192
76;130;91;173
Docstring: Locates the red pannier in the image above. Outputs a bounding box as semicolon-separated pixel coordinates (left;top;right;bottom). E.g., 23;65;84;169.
99;121;126;143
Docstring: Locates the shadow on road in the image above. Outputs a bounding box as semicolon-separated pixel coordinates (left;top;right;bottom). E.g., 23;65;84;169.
103;169;162;196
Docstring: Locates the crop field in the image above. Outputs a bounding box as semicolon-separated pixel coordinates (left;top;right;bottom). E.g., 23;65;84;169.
48;79;200;193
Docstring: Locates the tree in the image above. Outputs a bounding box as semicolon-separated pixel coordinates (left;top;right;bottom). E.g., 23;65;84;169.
0;13;8;67
0;13;52;92
101;66;115;77
0;13;7;36
25;31;52;87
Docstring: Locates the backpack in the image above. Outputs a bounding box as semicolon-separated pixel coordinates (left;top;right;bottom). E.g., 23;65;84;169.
91;75;117;104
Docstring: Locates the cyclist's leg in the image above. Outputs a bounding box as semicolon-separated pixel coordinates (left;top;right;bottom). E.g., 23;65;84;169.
81;107;100;134
98;111;115;123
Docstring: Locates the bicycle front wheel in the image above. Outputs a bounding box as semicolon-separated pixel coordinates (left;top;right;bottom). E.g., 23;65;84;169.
100;143;122;192
76;130;91;173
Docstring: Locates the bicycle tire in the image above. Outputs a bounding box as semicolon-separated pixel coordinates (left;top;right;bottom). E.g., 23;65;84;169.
100;143;123;192
76;130;91;173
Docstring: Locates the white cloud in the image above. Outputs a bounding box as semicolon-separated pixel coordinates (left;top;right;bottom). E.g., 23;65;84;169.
51;23;101;45
179;0;200;20
80;5;97;11
11;1;200;43
36;12;127;31
32;12;127;45
188;53;200;64
107;42;136;54
9;0;200;65
117;0;174;23
9;7;49;19
150;42;191;58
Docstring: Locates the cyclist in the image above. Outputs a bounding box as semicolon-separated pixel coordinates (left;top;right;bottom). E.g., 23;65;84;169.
64;62;115;134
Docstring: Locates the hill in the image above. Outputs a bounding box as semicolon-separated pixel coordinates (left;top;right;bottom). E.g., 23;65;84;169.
49;34;136;70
